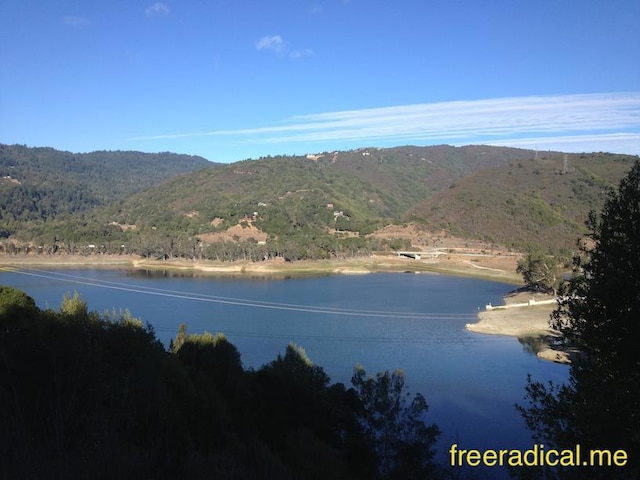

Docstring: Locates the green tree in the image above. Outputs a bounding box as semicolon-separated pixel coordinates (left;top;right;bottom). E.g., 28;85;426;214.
351;365;441;480
251;343;362;480
516;251;559;294
517;160;640;479
59;291;89;318
0;286;37;317
170;322;188;353
0;289;188;479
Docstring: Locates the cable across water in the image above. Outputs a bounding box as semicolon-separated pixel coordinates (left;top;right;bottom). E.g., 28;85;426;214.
4;266;478;320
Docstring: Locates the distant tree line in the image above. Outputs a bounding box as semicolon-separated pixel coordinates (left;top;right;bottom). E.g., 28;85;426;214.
0;229;411;262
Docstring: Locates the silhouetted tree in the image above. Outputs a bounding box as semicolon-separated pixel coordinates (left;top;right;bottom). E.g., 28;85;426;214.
518;160;640;479
0;289;443;480
351;365;441;479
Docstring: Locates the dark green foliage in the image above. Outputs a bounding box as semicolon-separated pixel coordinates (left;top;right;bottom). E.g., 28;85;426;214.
517;160;640;479
251;344;364;479
351;366;441;480
0;285;38;316
0;290;185;479
516;251;559;294
0;290;443;479
0;144;211;239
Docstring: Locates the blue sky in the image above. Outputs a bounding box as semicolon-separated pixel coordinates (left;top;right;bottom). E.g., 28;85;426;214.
1;0;639;162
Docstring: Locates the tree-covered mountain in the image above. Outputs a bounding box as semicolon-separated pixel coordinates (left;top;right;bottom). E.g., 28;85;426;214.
106;145;534;237
406;152;637;251
0;144;212;237
0;143;637;258
107;147;636;254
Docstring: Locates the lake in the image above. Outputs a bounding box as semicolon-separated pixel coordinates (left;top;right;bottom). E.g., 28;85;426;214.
0;266;569;477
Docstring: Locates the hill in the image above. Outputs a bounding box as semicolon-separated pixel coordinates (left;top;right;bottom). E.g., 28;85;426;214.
406;152;637;251
0;144;212;237
0;144;637;259
87;145;540;260
109;145;534;237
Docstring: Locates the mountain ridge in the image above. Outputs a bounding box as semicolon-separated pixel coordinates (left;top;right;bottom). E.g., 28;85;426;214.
0;144;637;258
0;144;213;237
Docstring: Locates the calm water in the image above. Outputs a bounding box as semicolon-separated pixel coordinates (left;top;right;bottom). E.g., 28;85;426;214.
1;266;568;476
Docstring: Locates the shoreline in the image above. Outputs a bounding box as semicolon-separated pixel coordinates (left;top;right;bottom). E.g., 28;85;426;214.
2;252;574;363
465;292;573;364
0;253;522;283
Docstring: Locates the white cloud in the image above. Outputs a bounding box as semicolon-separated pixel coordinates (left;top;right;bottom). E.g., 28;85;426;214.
131;92;640;155
482;133;640;155
63;15;89;27
255;35;313;59
146;2;170;16
255;35;284;53
290;48;314;59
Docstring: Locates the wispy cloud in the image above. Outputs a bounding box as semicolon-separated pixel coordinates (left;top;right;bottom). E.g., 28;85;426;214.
145;2;170;17
290;48;314;59
255;34;313;59
484;133;640;155
131;92;640;155
255;35;284;54
63;15;90;27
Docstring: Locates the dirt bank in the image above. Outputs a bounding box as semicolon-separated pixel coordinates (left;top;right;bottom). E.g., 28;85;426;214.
0;252;522;282
465;292;573;364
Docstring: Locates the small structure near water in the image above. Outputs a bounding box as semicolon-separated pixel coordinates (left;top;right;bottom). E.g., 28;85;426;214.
485;297;557;311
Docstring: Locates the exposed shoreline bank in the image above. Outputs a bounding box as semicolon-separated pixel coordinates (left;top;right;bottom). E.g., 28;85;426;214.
0;253;522;283
465;292;573;364
2;253;575;363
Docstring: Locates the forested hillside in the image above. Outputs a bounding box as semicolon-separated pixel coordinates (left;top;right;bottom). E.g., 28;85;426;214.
1;144;637;259
112;145;533;237
407;152;636;251
86;145;538;260
0;144;212;237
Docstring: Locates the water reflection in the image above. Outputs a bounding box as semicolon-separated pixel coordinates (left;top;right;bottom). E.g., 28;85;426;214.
518;335;549;355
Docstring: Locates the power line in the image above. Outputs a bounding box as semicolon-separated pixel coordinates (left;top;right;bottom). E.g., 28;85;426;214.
0;266;509;346
5;267;477;320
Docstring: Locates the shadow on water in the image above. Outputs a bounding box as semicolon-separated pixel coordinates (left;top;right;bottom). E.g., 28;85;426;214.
517;335;549;356
518;335;578;364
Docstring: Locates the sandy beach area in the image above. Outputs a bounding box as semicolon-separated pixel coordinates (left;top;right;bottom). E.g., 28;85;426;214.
465;292;573;364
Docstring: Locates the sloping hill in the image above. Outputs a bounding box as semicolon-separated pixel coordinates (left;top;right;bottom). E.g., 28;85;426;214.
109;146;535;239
110;154;398;237
406;152;637;250
2;143;636;258
0;144;212;236
313;145;538;213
